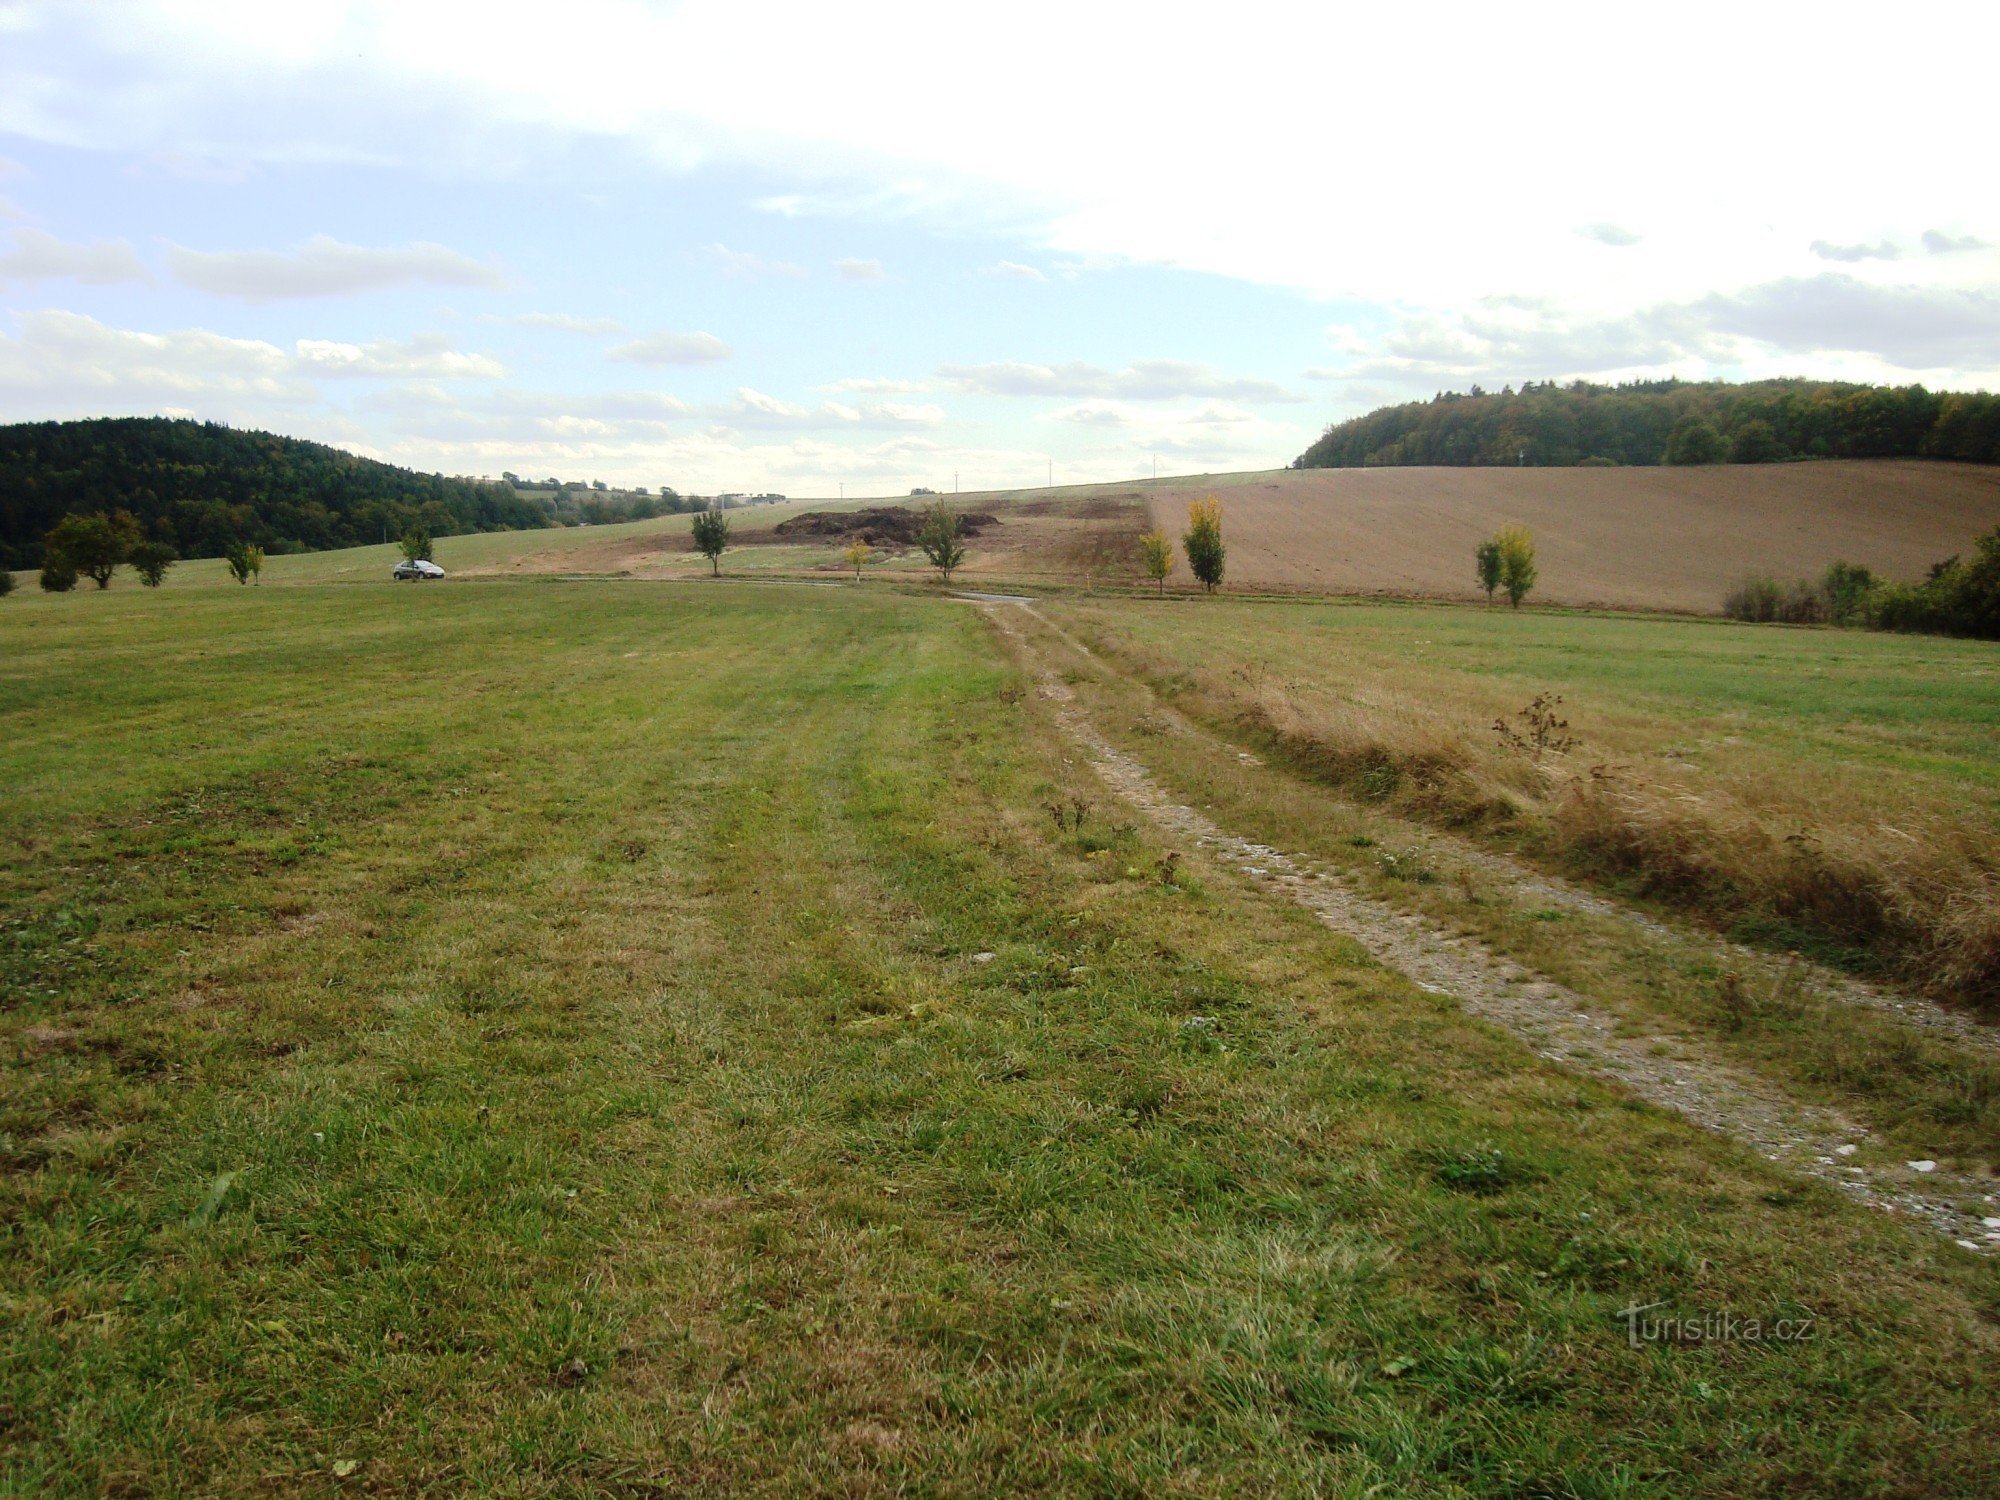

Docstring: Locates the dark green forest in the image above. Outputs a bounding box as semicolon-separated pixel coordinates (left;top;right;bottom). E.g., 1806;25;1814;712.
1294;378;2000;470
0;417;554;568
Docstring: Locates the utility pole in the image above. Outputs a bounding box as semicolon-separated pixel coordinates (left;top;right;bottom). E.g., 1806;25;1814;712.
839;481;844;501
954;469;959;494
1047;458;1053;489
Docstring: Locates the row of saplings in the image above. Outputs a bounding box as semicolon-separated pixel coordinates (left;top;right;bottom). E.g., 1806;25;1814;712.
1724;525;2000;639
1;510;268;596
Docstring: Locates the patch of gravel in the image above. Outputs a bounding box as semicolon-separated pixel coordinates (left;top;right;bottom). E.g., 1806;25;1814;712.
986;602;1998;1251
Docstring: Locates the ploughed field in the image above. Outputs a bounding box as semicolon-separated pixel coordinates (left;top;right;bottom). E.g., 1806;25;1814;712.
1140;459;2000;612
3;580;1998;1495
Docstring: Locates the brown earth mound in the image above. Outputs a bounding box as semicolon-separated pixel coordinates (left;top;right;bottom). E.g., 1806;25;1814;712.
773;507;999;547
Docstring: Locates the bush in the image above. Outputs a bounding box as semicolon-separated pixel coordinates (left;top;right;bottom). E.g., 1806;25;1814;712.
0;567;12;597
1820;561;1876;624
1722;575;1823;624
39;560;78;592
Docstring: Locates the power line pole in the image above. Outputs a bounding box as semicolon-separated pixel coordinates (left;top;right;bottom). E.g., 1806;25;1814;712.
1047;458;1052;489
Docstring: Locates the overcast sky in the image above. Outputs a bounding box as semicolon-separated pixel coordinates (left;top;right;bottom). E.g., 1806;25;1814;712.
1;1;1995;495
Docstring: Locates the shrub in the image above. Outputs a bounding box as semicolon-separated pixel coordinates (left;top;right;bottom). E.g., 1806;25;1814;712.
1820;561;1876;625
0;567;12;597
1182;497;1225;593
39;559;78;592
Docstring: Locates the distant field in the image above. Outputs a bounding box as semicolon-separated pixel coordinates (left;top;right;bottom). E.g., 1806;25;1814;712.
11;458;1992;612
1138;460;2000;612
6;582;2000;1494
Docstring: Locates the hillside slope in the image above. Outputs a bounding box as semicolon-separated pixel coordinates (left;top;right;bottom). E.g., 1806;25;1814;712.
0;417;551;567
1142;460;2000;612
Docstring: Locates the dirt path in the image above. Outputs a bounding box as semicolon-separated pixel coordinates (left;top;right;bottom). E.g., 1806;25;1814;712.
983;600;2000;1252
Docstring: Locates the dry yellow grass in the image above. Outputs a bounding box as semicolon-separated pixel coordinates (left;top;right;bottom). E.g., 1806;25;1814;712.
1053;595;2000;1007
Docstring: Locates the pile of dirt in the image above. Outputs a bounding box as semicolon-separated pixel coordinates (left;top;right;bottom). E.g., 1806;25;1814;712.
773;506;999;547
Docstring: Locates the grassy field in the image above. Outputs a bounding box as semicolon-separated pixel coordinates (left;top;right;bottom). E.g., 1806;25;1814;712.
4;581;2000;1495
1053;595;2000;1006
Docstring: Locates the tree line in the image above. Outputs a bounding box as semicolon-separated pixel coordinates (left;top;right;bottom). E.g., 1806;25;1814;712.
1294;378;2000;470
0;417;555;569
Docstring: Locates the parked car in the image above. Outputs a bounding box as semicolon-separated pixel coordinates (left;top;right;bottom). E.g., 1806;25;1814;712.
393;559;445;580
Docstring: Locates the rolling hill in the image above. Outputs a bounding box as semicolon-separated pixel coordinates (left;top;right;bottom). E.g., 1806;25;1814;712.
0;416;553;569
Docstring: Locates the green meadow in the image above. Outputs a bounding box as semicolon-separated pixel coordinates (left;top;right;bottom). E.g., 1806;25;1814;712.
3;581;1998;1495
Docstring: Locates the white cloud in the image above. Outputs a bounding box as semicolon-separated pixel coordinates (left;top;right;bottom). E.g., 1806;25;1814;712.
816;376;930;394
1923;229;1991;256
708;242;806;280
294;332;505;379
714;387;944;430
1810;239;1902;264
4;1;1996;326
834;257;885;281
1577;223;1640;248
0;309;308;409
0;156;25;180
605;330;732;366
510;311;627;335
0;228;148;286
986;260;1047;281
167;235;507;300
939;358;1301;403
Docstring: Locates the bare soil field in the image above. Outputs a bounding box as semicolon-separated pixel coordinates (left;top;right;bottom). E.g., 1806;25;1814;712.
1139;460;2000;612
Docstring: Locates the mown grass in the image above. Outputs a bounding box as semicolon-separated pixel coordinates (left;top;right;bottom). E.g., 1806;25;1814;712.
1051;595;2000;1008
3;582;1998;1495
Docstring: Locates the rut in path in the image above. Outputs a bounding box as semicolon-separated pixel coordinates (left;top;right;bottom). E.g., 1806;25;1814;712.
983;601;1999;1252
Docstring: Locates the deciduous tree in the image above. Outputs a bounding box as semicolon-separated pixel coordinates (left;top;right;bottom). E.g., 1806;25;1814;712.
691;509;731;576
1496;524;1537;608
1182;497;1224;593
1139;528;1175;596
130;539;177;588
917;501;965;582
1475;539;1502;603
44;511;140;589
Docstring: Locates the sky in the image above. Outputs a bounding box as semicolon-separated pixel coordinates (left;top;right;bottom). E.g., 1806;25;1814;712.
0;0;1996;497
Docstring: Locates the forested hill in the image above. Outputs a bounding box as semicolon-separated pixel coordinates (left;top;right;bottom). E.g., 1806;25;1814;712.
0;417;553;568
1294;378;2000;470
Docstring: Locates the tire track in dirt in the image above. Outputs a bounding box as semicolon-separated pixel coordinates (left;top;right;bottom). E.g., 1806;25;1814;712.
982;600;2000;1252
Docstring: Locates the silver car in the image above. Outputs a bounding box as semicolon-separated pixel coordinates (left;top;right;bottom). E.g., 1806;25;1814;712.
393;559;445;580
